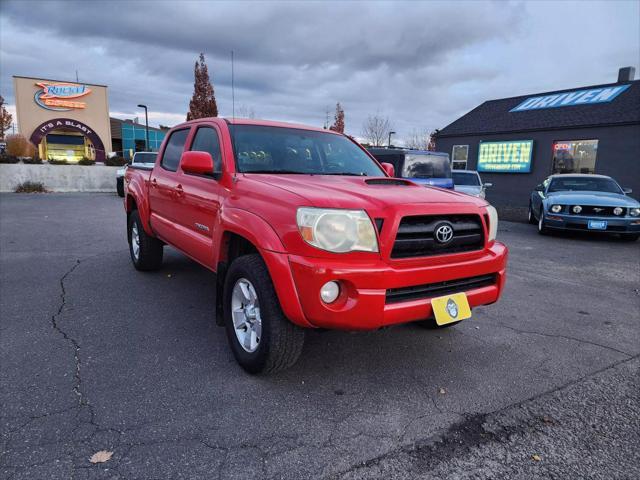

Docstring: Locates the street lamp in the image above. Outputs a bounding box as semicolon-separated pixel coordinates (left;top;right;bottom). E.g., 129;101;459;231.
137;104;149;151
388;131;396;147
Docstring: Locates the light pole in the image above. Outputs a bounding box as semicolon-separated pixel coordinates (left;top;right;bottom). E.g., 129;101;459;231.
137;104;149;151
388;131;396;147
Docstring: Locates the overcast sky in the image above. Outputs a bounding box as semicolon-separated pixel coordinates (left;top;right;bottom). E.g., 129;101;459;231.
1;0;638;144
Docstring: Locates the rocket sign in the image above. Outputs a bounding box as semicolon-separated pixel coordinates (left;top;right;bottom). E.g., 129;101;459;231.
34;82;92;111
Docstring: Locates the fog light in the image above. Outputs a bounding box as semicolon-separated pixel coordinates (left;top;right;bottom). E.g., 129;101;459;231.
320;281;340;303
573;205;582;214
551;204;562;213
613;207;623;216
630;208;640;217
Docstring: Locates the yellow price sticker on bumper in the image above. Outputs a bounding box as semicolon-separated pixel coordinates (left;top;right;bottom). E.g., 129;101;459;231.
431;292;472;326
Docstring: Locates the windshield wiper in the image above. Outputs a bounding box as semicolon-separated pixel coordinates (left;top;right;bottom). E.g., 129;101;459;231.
322;172;368;176
242;169;310;174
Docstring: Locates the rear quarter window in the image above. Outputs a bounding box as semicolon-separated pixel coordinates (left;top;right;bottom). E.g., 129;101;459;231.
161;129;190;171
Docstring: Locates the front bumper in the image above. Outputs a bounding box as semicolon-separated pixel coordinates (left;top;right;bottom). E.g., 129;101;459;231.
266;242;507;330
544;214;640;234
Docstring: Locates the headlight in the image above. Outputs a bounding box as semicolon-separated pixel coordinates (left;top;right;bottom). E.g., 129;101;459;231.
613;207;623;216
551;204;562;213
573;205;582;214
296;207;378;253
630;208;640;217
485;205;498;242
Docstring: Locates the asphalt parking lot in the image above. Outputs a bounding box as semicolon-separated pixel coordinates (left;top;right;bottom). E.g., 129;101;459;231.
1;193;639;480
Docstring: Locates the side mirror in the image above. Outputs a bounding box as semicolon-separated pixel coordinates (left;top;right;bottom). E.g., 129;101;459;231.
181;151;214;175
535;184;544;192
623;187;632;194
381;162;395;177
484;182;493;188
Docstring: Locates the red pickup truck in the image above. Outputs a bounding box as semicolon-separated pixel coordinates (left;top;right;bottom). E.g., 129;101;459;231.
124;118;507;373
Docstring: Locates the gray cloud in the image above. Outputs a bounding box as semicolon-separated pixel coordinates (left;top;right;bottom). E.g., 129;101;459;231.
1;0;638;144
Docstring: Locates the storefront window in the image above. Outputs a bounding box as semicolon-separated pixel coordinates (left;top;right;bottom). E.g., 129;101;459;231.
552;139;598;174
452;145;468;170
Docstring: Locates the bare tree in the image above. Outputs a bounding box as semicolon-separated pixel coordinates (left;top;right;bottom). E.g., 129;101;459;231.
405;128;430;150
361;114;392;147
405;128;438;150
236;104;256;119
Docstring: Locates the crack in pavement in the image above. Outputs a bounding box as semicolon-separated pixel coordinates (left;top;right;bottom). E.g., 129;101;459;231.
482;320;635;358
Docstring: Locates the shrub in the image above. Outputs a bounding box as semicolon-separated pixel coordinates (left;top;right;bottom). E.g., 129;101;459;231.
22;156;43;164
5;134;29;157
15;181;47;193
105;155;127;167
23;141;37;159
48;158;69;165
78;156;96;165
0;154;20;164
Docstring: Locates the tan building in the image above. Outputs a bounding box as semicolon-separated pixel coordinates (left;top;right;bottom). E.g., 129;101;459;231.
13;76;113;162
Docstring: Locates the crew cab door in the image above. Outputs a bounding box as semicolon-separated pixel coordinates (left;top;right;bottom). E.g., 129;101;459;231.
174;125;224;268
148;127;191;247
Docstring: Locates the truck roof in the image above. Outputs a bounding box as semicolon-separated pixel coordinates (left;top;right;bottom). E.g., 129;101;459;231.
173;117;339;135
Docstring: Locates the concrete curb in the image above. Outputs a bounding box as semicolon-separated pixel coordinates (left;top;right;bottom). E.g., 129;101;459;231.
0;163;119;192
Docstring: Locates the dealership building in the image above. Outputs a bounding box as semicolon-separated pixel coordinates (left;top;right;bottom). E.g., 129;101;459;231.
435;67;640;206
12;76;167;162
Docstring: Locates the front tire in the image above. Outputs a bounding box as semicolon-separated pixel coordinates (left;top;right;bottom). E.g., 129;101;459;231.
128;210;163;271
537;208;549;235
223;254;305;374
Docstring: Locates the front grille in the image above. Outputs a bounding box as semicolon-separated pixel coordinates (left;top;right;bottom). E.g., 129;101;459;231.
391;214;484;258
569;206;624;217
386;274;497;304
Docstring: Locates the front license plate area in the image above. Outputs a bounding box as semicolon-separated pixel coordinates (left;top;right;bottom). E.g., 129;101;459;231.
588;220;607;230
431;292;472;326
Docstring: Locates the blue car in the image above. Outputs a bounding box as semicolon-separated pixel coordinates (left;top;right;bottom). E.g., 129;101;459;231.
528;174;640;240
367;148;454;189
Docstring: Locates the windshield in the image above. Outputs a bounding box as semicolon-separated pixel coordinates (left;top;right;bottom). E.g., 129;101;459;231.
402;154;451;179
453;172;480;186
231;125;384;176
133;152;157;164
548;177;623;194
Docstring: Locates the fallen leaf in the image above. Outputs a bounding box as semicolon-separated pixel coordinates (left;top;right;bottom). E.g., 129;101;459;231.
541;415;554;425
90;450;113;464
532;454;541;462
438;387;446;395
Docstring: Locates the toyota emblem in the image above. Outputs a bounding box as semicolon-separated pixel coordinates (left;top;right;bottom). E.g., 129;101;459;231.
434;223;454;244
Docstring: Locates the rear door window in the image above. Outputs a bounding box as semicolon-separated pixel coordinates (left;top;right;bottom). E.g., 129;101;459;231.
161;129;190;172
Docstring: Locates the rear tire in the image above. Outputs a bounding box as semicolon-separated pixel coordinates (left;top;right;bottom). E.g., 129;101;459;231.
116;177;124;197
128;210;163;271
528;202;536;224
223;254;305;374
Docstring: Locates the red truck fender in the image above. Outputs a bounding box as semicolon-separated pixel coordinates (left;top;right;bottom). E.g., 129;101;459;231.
215;207;313;328
125;179;153;236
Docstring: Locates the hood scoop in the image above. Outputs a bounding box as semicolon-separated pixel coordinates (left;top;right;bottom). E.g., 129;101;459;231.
365;178;413;186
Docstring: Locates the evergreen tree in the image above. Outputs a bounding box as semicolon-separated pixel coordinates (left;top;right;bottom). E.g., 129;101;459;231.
329;102;345;133
186;53;218;120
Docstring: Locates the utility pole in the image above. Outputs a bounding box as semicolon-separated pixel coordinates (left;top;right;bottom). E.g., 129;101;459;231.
137;104;149;151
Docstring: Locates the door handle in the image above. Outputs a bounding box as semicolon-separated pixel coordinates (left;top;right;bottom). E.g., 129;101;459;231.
174;184;184;196
151;178;158;188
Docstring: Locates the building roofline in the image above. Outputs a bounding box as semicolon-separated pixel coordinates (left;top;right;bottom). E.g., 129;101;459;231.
435;120;640;139
13;75;109;88
483;79;639;104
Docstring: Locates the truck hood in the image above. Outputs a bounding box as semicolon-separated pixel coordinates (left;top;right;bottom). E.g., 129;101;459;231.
243;174;481;209
546;190;639;207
